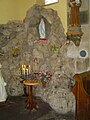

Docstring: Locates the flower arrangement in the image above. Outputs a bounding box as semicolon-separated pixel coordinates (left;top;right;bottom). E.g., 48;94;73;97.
35;70;52;88
19;63;52;88
12;47;19;57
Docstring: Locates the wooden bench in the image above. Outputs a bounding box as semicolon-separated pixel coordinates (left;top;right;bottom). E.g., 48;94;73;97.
72;71;90;120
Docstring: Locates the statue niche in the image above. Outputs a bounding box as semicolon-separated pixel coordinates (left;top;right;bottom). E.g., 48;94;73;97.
36;17;51;43
39;17;46;39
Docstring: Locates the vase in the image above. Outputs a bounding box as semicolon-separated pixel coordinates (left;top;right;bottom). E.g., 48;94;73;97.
42;81;46;88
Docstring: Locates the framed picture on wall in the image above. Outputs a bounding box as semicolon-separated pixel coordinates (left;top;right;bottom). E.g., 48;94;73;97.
36;0;59;6
45;0;58;5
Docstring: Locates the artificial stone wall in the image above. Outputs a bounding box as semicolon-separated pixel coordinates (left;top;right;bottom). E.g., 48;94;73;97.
0;5;75;114
67;0;89;73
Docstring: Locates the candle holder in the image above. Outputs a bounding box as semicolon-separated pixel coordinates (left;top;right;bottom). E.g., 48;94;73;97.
20;64;37;80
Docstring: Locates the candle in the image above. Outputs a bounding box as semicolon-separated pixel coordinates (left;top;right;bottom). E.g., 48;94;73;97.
26;68;28;76
22;65;23;70
23;68;25;75
28;65;31;74
24;65;26;69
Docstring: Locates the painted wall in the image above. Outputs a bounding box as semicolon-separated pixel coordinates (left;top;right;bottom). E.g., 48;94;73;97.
45;0;67;33
0;0;67;32
0;0;36;23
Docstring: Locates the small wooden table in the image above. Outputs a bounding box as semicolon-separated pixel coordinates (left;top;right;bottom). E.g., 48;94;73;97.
23;80;39;111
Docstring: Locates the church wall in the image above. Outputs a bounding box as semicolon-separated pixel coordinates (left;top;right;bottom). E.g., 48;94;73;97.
67;0;90;72
0;0;67;33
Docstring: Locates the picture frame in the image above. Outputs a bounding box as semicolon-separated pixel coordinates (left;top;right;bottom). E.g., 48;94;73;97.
36;0;59;6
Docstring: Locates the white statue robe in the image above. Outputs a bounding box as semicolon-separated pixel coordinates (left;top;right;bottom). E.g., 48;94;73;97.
0;65;7;102
39;18;46;39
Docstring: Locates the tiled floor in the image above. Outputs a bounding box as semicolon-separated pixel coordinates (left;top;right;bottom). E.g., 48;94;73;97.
0;96;75;120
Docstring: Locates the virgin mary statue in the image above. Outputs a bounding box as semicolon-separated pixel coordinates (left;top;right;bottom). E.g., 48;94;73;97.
39;18;46;39
0;63;7;102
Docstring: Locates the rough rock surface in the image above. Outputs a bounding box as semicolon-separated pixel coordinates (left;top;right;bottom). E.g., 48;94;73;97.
0;5;75;113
